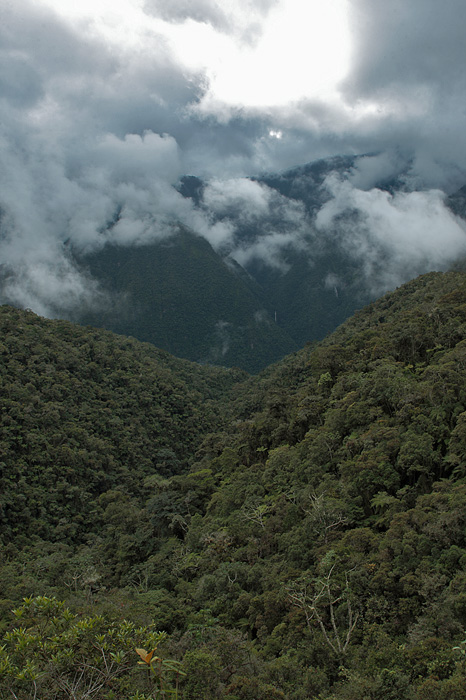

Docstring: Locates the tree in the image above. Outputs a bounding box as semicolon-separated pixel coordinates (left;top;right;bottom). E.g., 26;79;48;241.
287;555;360;658
0;596;180;700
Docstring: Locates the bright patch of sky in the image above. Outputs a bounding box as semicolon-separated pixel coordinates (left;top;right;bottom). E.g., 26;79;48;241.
36;0;352;108
166;0;351;107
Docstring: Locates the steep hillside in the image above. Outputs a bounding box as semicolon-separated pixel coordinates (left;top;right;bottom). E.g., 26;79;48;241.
76;154;466;371
3;271;466;699
77;227;297;373
0;304;246;545
179;155;379;350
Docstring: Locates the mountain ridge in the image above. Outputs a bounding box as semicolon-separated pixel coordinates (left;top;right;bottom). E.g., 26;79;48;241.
70;152;466;372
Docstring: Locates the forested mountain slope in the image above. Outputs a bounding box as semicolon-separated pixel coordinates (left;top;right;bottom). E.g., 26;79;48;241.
2;270;466;700
76;156;374;371
77;227;297;373
0;305;245;545
77;154;466;373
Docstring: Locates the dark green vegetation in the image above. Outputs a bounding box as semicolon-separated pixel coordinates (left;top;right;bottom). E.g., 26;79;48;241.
0;306;245;546
78;228;296;374
3;270;466;698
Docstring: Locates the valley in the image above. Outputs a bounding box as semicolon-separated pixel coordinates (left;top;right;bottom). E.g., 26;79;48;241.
2;270;466;698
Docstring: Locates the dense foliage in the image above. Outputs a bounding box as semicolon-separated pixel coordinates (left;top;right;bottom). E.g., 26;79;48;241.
0;305;244;545
3;270;466;699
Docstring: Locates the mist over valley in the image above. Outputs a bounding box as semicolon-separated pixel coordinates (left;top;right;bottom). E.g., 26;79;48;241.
3;2;466;699
2;0;466;370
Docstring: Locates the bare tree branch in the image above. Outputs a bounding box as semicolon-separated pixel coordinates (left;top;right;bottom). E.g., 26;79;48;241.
287;561;360;657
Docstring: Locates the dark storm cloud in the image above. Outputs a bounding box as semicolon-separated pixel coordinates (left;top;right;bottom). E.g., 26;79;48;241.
0;1;116;87
0;0;206;139
0;0;279;316
236;0;466;191
0;56;44;109
333;0;466;191
345;0;466;100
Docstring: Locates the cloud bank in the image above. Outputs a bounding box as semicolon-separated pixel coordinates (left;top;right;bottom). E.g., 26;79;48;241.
0;0;466;317
316;176;466;293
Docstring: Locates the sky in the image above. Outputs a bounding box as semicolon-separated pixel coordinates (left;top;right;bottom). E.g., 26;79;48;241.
2;0;466;315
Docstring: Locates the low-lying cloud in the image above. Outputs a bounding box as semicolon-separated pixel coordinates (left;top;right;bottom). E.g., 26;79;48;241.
315;175;466;293
1;0;466;319
198;177;312;268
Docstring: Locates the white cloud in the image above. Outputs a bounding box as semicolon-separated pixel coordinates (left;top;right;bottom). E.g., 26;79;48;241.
1;258;106;318
203;178;271;218
316;176;466;292
347;152;408;191
194;176;313;266
231;231;307;272
94;131;182;185
1;0;466;319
